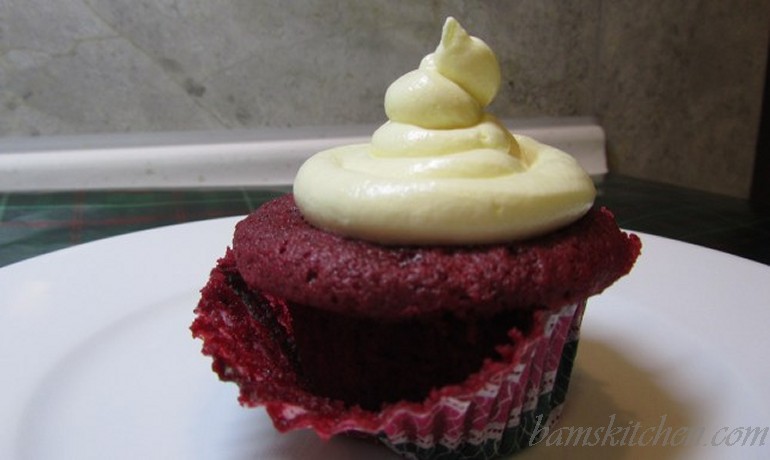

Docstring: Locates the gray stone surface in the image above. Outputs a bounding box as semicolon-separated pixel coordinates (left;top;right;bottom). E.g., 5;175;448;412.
596;0;769;198
0;0;768;197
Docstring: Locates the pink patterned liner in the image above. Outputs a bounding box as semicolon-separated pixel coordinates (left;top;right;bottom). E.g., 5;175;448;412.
194;257;586;458
265;302;584;457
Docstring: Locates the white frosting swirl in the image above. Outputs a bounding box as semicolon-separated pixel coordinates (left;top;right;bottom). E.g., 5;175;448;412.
293;17;595;245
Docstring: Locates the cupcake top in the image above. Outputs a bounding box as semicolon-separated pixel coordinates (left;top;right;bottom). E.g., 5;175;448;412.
293;17;595;245
234;196;640;318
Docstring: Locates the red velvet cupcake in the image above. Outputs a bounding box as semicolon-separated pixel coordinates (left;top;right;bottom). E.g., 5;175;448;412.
192;17;641;460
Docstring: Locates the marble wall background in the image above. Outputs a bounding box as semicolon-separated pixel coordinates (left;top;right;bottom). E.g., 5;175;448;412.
1;0;768;197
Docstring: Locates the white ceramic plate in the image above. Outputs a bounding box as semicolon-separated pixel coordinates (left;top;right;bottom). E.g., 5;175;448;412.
1;218;768;459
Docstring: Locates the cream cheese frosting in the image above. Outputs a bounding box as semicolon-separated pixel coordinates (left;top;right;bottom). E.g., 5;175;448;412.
293;17;595;245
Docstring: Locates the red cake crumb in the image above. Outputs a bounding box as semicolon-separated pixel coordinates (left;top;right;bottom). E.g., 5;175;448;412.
192;251;581;423
194;195;640;411
233;194;641;318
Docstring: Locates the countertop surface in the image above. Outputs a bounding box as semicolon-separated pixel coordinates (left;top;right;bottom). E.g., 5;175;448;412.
1;174;768;268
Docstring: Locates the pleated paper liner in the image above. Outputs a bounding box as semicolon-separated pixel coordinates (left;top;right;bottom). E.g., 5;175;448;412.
193;251;586;459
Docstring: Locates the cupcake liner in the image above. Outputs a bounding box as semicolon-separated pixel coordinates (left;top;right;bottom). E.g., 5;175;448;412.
374;302;584;460
193;251;587;460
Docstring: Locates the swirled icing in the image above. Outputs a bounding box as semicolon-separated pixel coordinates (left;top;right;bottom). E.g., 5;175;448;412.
293;17;595;245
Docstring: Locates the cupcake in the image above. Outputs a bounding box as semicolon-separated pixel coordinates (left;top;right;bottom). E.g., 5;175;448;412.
192;17;641;460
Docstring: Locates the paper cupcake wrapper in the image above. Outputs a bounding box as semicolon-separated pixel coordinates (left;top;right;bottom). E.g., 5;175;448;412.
194;254;586;460
372;301;585;460
264;301;585;460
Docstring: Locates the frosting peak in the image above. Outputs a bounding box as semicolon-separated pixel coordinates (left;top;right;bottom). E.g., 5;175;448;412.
428;17;501;107
293;17;595;245
382;18;499;129
374;18;515;161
